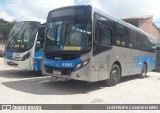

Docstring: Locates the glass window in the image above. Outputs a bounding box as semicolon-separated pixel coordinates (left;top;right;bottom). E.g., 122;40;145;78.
98;24;112;46
128;30;136;48
5;22;24;48
93;22;112;55
46;19;92;51
115;24;125;46
6;22;40;52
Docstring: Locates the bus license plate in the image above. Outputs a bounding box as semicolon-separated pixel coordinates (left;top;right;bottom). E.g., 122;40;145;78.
8;61;15;65
53;71;61;75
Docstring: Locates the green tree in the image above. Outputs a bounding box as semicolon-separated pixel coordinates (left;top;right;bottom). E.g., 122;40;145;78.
0;33;3;43
0;20;16;43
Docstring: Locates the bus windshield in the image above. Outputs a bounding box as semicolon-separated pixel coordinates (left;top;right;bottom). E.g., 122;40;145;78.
45;18;92;52
6;22;40;52
6;22;24;48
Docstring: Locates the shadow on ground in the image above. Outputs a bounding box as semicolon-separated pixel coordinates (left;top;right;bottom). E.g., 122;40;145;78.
1;70;143;95
0;70;42;78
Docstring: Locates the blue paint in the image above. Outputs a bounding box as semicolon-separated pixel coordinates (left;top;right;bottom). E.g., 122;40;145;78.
135;55;156;69
33;50;43;71
4;50;13;60
44;57;81;69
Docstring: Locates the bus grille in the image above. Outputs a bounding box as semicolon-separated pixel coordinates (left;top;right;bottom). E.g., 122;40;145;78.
45;65;74;75
45;54;78;60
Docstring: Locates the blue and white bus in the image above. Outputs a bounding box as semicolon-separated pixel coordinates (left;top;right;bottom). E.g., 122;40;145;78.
38;5;157;86
4;21;44;71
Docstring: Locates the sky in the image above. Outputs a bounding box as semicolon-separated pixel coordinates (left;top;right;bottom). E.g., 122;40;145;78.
0;0;160;27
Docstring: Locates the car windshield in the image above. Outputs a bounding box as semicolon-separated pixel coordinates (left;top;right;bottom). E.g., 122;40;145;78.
45;18;91;52
6;22;40;52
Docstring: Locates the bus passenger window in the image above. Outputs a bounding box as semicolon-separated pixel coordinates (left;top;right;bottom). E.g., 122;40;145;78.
129;30;136;49
99;24;112;46
115;24;125;46
93;22;112;55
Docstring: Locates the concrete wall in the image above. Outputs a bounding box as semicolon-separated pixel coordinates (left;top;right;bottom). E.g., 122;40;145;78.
139;17;160;42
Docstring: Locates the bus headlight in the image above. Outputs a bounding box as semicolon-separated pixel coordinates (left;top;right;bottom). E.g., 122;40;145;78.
76;63;82;69
21;52;30;61
83;60;89;66
76;59;90;70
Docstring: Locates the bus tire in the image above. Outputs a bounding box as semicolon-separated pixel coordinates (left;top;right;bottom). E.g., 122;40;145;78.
139;64;147;78
105;65;121;87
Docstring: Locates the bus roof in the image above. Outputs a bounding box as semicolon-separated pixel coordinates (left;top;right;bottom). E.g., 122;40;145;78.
47;5;157;43
92;6;157;42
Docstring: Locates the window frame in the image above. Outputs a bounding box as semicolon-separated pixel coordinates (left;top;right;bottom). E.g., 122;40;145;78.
93;21;113;56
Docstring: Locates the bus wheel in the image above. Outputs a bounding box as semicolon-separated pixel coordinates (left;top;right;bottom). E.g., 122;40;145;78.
105;65;121;87
139;64;147;78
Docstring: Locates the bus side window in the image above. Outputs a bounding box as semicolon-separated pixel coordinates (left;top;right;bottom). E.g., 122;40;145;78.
125;29;130;47
94;22;100;43
129;30;136;49
99;24;112;46
93;22;112;55
115;24;125;47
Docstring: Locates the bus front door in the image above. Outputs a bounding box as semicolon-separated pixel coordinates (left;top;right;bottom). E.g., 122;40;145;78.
33;40;43;71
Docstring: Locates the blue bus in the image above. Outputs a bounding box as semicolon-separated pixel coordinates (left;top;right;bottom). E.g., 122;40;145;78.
4;21;44;72
38;5;157;86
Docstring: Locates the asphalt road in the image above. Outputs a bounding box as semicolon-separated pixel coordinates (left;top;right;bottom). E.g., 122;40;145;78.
0;57;160;113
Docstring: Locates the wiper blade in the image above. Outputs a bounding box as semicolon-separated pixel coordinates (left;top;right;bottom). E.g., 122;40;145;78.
7;31;19;49
7;23;24;50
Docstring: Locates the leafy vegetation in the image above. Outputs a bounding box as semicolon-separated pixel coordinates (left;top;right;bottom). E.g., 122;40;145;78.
0;20;16;44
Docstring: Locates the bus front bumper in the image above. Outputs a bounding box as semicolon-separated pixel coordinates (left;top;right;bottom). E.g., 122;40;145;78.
4;58;32;70
43;64;94;82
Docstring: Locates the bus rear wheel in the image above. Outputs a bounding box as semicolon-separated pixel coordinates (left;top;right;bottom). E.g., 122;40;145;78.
139;64;147;78
105;65;121;87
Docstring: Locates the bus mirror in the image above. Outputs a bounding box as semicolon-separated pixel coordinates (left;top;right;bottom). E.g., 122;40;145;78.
38;24;47;45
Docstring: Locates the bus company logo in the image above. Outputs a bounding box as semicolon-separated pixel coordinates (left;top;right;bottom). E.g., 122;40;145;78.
2;105;12;110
